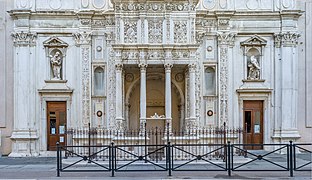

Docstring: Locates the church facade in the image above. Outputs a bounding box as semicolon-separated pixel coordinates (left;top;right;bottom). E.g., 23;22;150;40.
0;0;311;156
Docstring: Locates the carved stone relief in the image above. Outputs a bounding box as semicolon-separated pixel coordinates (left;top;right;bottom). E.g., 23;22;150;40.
202;0;216;10
115;2;196;12
49;0;62;10
148;19;163;43
124;20;137;43
174;21;187;43
16;0;33;9
148;50;164;60
172;50;190;59
82;47;91;125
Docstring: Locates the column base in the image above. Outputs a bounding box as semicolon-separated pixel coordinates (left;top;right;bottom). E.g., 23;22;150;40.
9;130;39;157
272;129;301;143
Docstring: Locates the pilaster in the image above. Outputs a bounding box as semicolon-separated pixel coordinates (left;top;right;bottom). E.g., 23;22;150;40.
272;32;301;141
10;31;38;157
217;32;235;126
73;32;92;127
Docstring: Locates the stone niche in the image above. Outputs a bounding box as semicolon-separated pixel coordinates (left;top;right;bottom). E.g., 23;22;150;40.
240;34;267;88
40;36;72;94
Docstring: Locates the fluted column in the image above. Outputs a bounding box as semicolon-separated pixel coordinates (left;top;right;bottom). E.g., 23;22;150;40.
115;63;124;131
165;63;173;133
139;63;147;134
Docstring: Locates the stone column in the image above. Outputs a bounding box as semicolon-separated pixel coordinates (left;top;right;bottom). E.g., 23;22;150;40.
10;31;38;157
115;63;124;131
73;32;92;127
165;63;173;133
139;63;147;134
186;63;197;131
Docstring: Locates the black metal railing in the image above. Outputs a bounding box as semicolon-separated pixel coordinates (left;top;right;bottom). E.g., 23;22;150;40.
56;141;311;177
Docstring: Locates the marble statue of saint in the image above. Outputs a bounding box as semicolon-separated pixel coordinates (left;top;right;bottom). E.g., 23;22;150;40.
50;51;62;80
247;55;260;80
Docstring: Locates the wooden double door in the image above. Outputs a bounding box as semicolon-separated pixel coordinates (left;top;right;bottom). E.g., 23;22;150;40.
47;102;66;151
243;101;264;150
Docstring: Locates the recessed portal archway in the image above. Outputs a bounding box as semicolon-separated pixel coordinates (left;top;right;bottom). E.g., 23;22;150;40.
125;72;184;131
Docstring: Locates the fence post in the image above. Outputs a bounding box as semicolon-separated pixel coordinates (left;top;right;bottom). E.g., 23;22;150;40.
111;142;115;177
289;141;293;177
88;123;91;163
227;141;231;177
56;142;60;177
223;122;226;161
144;122;147;163
168;141;172;176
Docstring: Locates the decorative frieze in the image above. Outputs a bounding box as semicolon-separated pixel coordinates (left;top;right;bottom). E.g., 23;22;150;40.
172;50;190;59
115;2;196;12
11;31;37;46
148;50;164;60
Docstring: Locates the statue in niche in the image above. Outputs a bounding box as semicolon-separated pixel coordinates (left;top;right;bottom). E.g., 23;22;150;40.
50;51;62;80
247;55;260;80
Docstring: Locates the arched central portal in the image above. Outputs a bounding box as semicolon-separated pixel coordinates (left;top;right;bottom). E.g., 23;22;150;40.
126;72;184;131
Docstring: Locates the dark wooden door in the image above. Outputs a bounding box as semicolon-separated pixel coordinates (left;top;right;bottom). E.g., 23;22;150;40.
243;101;263;150
47;102;66;151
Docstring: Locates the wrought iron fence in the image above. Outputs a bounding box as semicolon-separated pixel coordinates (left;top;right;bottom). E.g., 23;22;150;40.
56;141;311;177
64;124;244;161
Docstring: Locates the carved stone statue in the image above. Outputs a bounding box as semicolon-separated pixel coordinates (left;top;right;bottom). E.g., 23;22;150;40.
50;51;62;80
247;55;260;80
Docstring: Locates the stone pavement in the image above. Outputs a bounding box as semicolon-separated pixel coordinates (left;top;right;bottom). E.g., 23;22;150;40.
0;155;311;180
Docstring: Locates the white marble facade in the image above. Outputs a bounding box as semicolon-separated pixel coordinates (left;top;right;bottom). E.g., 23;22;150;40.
0;0;311;156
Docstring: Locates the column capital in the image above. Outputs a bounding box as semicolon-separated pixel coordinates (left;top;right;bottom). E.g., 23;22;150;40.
217;32;236;47
274;32;300;48
188;63;196;73
73;31;92;46
164;63;173;72
12;31;37;46
139;63;148;71
115;63;123;71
